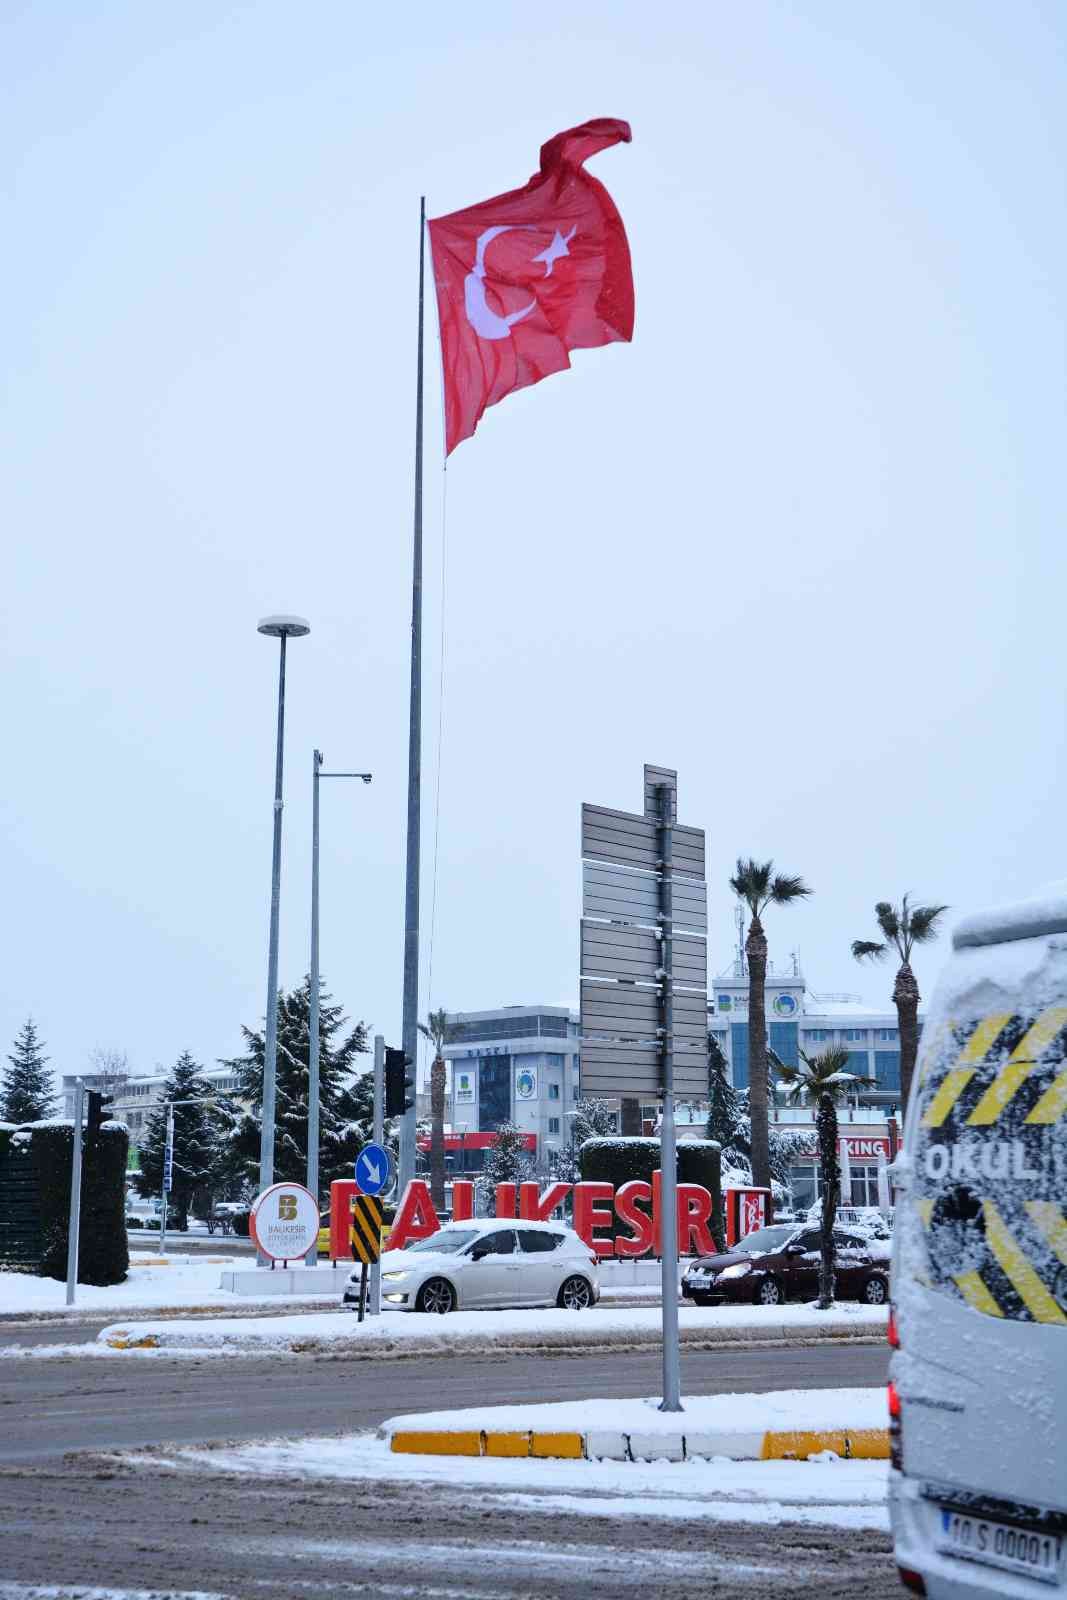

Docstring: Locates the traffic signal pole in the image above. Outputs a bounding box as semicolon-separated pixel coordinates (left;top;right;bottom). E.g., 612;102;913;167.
65;1081;85;1306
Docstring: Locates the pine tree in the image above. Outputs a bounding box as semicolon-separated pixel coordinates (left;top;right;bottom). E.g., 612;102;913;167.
217;977;376;1199
2;1018;55;1123
134;1053;225;1229
549;1098;616;1184
483;1120;534;1192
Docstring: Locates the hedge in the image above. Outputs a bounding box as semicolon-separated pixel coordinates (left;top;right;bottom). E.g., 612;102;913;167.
0;1119;129;1284
578;1136;724;1253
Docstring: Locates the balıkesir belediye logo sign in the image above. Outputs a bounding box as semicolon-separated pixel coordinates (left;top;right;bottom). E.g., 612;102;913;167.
515;1068;537;1100
250;1182;319;1260
773;993;798;1017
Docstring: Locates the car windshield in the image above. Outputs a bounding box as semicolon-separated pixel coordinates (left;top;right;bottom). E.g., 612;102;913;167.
403;1229;480;1254
734;1226;795;1254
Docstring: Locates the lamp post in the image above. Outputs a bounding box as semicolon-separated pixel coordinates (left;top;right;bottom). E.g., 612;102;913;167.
306;749;371;1264
256;615;310;1229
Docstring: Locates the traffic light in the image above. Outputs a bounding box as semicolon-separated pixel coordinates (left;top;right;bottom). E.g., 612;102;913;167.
385;1048;416;1117
86;1091;113;1137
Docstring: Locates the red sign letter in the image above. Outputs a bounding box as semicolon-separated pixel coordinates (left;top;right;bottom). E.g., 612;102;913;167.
518;1182;572;1221
614;1180;654;1257
572;1182;616;1257
389;1180;440;1250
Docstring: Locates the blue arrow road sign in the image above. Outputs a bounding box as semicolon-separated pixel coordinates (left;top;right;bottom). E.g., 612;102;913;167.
355;1142;393;1197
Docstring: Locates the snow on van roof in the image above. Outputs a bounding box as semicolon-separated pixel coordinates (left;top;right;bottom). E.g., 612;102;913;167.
953;886;1067;950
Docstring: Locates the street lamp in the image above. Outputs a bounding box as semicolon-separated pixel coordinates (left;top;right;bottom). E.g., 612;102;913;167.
306;749;371;1263
257;615;310;1218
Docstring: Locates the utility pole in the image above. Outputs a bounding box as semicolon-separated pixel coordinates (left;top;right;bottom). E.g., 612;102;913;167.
65;1080;84;1307
369;1034;385;1316
399;198;426;1198
657;782;682;1413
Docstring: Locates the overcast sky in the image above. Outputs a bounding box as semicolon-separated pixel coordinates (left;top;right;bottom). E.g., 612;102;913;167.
3;3;1065;1090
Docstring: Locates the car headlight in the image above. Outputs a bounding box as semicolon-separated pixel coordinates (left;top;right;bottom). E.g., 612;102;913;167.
717;1263;751;1280
381;1271;409;1282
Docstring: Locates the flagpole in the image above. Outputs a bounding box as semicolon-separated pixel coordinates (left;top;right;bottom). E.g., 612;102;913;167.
398;196;426;1196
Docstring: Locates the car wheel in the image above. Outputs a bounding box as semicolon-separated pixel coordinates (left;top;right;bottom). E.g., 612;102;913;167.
862;1274;888;1305
416;1277;456;1314
557;1275;593;1310
755;1276;783;1306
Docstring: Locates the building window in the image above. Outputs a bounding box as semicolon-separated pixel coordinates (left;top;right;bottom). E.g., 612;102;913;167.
844;1028;867;1042
878;1029;898;1042
572;1081;579;1100
478;1058;511;1132
803;1029;829;1042
548;1117;560;1135
548;1083;560;1101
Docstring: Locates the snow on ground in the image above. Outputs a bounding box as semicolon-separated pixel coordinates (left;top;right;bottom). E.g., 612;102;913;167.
96;1300;887;1356
0;1255;345;1318
381;1385;887;1439
0;1589;226;1599
152;1431;889;1530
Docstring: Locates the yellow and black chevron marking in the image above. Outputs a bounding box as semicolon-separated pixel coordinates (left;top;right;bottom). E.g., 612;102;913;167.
349;1194;383;1265
920;1007;1067;1130
915;1005;1067;1326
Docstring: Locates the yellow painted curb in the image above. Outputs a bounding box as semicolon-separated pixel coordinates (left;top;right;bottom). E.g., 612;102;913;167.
531;1432;584;1459
106;1334;159;1350
845;1428;890;1459
484;1432;531;1458
761;1428;888;1460
390;1430;482;1456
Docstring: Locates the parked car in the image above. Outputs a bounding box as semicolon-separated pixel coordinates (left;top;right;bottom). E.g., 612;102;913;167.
803;1203;893;1238
682;1222;890;1307
320;1200;396;1256
345;1218;600;1313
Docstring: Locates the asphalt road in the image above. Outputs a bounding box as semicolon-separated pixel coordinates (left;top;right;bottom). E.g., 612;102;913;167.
0;1342;896;1600
0;1343;890;1461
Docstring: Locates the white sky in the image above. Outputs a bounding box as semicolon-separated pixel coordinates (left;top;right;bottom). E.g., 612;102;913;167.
2;3;1065;1086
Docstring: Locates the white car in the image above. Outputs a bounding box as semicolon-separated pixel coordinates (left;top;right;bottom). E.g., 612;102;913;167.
345;1219;600;1314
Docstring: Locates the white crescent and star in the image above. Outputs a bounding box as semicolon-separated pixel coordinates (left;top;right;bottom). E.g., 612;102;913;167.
463;224;577;341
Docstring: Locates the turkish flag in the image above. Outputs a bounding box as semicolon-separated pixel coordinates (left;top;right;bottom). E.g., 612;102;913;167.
428;118;634;455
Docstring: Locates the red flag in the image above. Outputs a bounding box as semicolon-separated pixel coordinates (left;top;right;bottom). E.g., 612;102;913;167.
428;118;634;455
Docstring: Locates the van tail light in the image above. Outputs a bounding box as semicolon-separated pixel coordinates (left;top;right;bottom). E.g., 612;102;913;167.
887;1304;899;1349
888;1379;903;1471
897;1568;926;1595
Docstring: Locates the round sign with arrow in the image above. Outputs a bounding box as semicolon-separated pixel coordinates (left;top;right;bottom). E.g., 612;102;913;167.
355;1142;395;1198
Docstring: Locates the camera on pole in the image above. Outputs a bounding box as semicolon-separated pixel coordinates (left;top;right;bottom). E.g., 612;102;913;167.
85;1091;113;1138
384;1048;415;1117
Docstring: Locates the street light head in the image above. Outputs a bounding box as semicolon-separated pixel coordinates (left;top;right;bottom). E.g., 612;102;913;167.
257;614;311;639
361;774;373;784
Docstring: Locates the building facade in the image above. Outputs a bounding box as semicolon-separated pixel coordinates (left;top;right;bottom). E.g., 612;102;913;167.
60;1066;242;1170
443;1006;581;1171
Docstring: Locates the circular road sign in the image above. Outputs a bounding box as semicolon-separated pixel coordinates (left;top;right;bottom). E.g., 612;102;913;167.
354;1142;394;1197
249;1181;319;1260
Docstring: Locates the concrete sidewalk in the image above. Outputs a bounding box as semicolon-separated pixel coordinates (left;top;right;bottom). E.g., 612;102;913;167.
384;1387;890;1463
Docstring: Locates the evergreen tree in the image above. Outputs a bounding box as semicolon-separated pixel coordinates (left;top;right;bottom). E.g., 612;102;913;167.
483;1120;534;1192
549;1098;615;1184
134;1053;225;1229
2;1018;55;1123
218;977;375;1198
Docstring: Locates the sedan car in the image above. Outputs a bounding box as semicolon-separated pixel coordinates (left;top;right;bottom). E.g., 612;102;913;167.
344;1218;600;1314
681;1223;890;1307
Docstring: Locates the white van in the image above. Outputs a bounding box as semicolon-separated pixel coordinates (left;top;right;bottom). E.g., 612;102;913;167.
890;890;1067;1596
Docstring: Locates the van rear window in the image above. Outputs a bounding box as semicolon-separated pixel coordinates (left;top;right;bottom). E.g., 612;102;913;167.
911;1007;1067;1327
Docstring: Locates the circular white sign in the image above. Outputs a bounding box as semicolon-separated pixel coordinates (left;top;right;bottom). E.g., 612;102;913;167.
250;1182;319;1260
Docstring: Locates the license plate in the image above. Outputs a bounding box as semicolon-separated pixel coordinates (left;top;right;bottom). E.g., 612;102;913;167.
938;1508;1064;1585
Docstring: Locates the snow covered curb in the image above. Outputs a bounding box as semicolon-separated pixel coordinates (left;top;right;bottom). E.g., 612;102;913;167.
96;1301;887;1357
384;1387;890;1463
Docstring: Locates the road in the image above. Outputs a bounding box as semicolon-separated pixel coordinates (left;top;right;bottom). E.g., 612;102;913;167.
0;1342;890;1460
0;1344;895;1598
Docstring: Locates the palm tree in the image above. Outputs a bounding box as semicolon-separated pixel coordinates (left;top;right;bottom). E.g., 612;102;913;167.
729;858;812;1198
418;1008;451;1213
851;896;948;1112
775;1046;870;1309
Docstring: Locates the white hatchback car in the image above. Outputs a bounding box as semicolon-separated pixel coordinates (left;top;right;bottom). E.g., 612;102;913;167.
346;1219;600;1314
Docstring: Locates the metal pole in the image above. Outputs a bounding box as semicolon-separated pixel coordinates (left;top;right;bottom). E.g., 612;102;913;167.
369;1034;384;1315
260;632;288;1216
306;748;323;1267
65;1080;84;1306
657;782;682;1412
398;196;426;1195
159;1104;173;1256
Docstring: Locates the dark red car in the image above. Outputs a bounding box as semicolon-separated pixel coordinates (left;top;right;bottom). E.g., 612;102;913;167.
681;1222;890;1307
